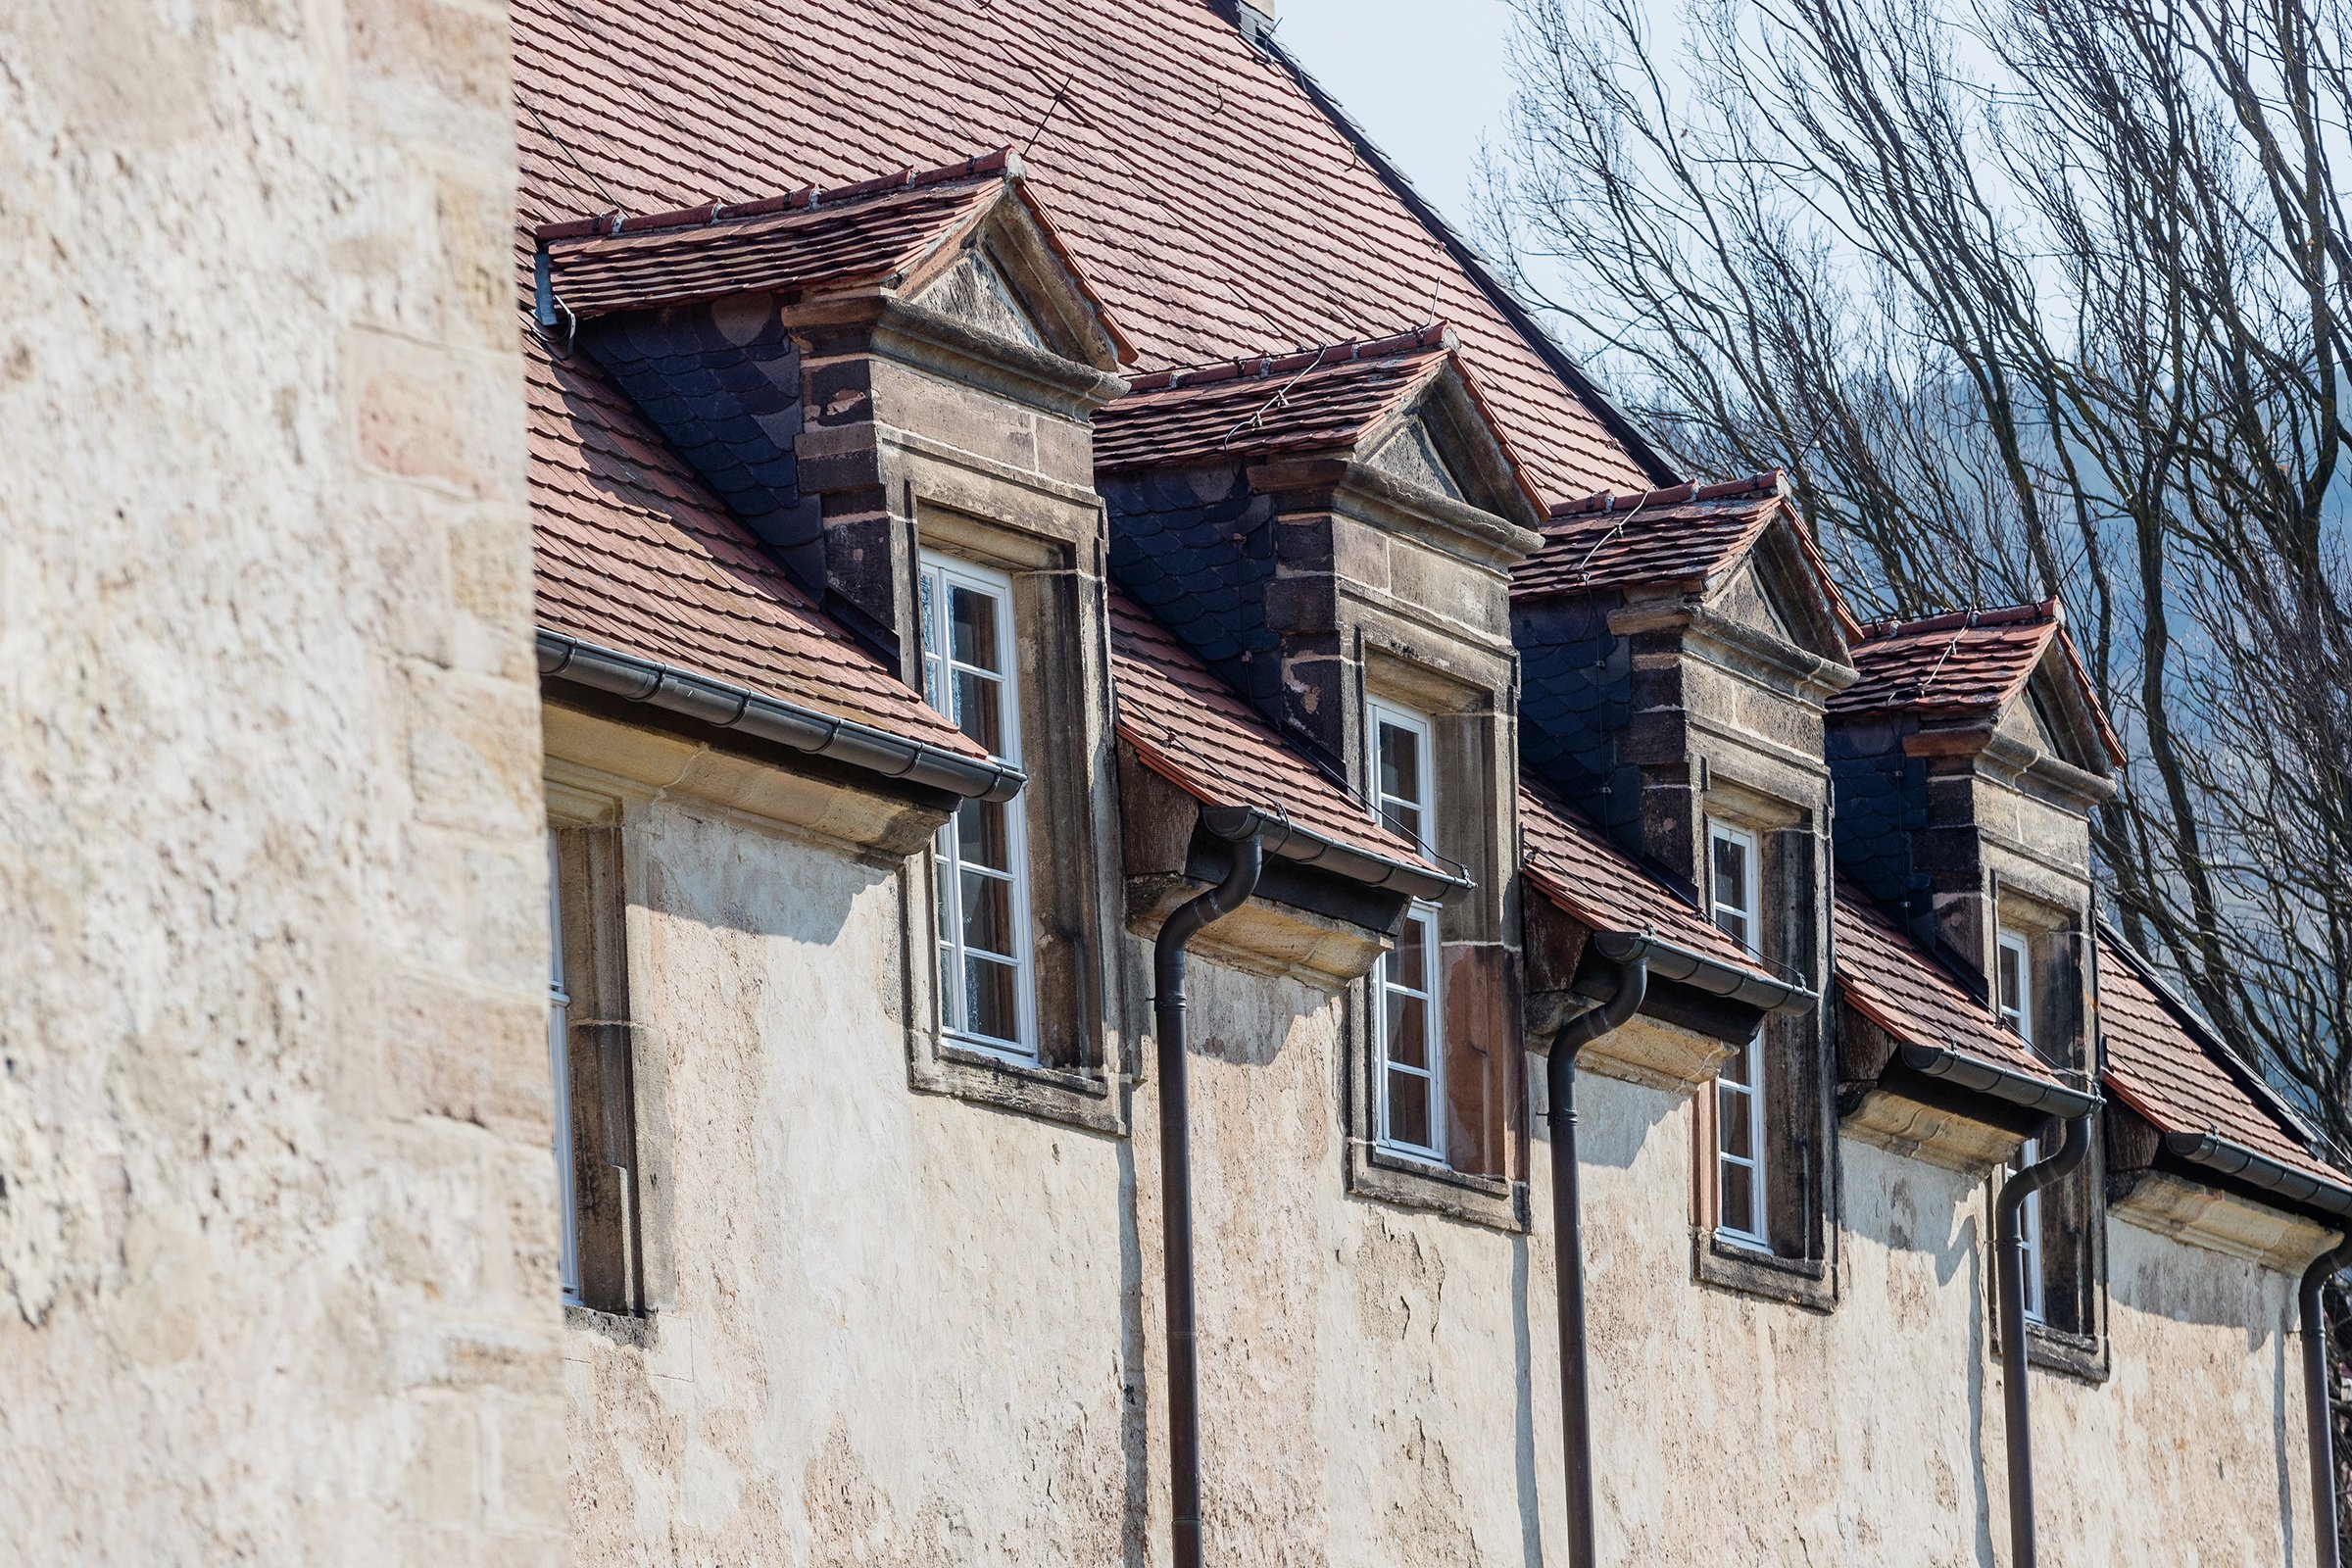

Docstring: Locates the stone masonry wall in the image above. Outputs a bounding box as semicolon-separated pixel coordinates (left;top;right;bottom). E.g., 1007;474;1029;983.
0;2;558;1560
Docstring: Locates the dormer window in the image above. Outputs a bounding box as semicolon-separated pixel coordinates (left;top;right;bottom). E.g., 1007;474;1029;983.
920;552;1037;1056
1708;820;1770;1250
1370;698;1446;1162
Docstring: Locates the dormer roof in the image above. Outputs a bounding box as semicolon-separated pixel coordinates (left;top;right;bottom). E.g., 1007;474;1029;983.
1513;470;1857;672
1109;587;1456;896
1831;600;2125;767
1093;325;1546;526
1514;471;1838;600
536;149;1133;370
527;334;980;765
1834;880;2072;1096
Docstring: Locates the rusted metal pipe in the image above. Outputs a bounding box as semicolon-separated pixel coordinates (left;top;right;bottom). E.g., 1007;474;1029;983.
1546;943;1649;1568
1994;1110;2093;1568
2303;1236;2352;1568
1153;827;1263;1568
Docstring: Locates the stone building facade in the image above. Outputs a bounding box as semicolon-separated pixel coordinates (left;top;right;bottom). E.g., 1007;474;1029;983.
5;1;2347;1565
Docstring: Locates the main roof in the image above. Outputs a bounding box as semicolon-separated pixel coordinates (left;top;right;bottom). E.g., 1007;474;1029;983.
1109;587;1442;874
510;0;1656;502
2097;932;2342;1189
1518;781;1780;987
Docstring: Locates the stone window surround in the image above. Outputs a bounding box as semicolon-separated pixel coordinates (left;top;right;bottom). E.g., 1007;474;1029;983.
1342;645;1524;1232
898;498;1129;1135
1986;880;2109;1374
1689;774;1839;1311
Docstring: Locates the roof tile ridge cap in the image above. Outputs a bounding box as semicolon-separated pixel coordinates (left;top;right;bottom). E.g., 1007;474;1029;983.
534;149;1015;244
1855;596;2063;644
1116;323;1457;397
1545;466;1784;522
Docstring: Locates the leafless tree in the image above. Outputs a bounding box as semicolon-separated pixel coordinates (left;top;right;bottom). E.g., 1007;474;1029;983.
1483;0;2352;1160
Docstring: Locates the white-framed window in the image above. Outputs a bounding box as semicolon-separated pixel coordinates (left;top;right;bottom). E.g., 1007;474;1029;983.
547;830;581;1304
919;553;1037;1058
1369;699;1445;1161
1997;925;2045;1322
1708;819;1769;1250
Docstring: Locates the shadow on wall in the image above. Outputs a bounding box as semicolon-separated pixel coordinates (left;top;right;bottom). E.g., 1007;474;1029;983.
1540;1070;1680;1173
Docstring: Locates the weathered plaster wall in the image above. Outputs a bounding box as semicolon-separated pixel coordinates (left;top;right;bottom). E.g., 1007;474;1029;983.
2031;1213;2313;1565
1557;1076;2001;1565
1166;952;1541;1567
566;802;1135;1565
564;800;2326;1566
0;1;556;1560
1562;1066;2319;1565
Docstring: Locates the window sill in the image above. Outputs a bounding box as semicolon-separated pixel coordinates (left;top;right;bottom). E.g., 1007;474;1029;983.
1348;1143;1527;1232
1692;1231;1837;1312
909;1032;1124;1134
2022;1321;2109;1383
563;1302;654;1348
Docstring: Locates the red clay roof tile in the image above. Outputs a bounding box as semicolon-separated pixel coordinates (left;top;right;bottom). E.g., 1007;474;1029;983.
544;175;999;319
2097;933;2342;1186
1519;782;1779;984
1094;327;1449;470
1830;600;2124;762
1833;881;2069;1091
1108;587;1438;871
510;0;1655;502
529;334;978;758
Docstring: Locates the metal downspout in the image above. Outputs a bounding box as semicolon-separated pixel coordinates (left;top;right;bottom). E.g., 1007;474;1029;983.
1152;829;1264;1568
2304;1237;2352;1567
1994;1110;2093;1568
1545;943;1650;1568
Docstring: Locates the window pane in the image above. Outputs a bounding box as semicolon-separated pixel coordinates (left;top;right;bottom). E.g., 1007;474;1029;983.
1392;912;1429;991
1386;991;1429;1069
951;669;1004;756
938;943;958;1030
959;868;1014;957
1386;1068;1432;1150
1718;1082;1754;1159
1712;832;1747;911
956;797;1012;872
965;954;1019;1042
1719;1160;1756;1237
918;570;939;654
1998;942;2026;1031
950;583;1001;671
1720;1035;1755;1089
1379;720;1421;810
1380;800;1422;844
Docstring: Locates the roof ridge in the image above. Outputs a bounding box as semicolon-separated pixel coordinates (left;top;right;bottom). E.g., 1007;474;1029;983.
1546;466;1788;521
1226;5;1680;487
1121;322;1454;394
533;147;1017;244
1853;595;2063;645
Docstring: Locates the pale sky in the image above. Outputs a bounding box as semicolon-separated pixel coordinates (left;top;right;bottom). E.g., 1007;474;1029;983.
1274;0;1521;234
